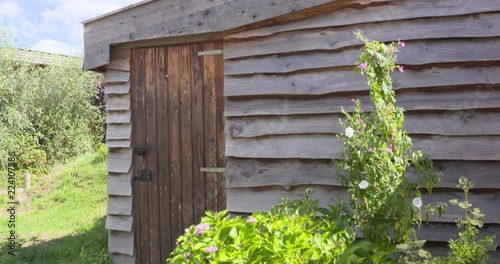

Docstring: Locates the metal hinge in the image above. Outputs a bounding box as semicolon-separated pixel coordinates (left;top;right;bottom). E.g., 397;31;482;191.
133;147;149;156
197;49;223;56
200;167;226;173
134;168;152;181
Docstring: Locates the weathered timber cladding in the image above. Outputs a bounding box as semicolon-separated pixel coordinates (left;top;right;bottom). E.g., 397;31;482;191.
83;0;387;70
130;43;225;263
105;47;135;259
88;0;500;262
223;0;500;251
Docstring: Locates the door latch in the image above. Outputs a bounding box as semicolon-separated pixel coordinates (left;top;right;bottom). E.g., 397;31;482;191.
134;168;152;181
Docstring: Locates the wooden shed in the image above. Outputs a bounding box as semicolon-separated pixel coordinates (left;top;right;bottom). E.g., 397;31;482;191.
83;0;500;263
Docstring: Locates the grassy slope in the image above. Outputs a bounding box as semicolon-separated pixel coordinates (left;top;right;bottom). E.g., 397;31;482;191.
0;149;110;264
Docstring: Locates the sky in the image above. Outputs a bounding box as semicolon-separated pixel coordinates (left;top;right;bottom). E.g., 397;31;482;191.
0;0;141;56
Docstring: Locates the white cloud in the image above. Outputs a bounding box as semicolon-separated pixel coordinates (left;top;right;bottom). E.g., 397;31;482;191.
32;38;80;55
5;0;141;53
0;0;23;18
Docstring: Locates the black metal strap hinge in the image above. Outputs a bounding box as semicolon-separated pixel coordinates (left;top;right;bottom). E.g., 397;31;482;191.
134;168;152;181
134;147;149;156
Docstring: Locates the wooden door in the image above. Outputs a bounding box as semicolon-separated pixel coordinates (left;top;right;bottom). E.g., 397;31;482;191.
131;42;225;264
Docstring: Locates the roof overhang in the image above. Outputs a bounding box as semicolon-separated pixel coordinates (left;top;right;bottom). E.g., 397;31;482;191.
82;0;346;70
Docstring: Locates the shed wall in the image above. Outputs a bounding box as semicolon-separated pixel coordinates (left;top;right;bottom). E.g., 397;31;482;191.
223;0;500;252
104;47;136;264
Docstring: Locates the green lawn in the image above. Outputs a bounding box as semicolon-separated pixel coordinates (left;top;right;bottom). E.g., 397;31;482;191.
0;149;110;264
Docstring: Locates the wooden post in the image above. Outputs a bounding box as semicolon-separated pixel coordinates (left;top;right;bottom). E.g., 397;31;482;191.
23;172;30;190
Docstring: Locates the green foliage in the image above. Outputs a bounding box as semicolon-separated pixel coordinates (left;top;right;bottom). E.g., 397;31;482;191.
0;149;109;264
421;177;497;264
168;189;355;263
335;31;443;254
0;27;104;176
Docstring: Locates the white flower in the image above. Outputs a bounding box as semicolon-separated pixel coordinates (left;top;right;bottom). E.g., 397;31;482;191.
345;127;354;138
412;197;423;208
358;180;369;189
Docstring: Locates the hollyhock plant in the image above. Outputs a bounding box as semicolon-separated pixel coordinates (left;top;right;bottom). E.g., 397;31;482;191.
337;30;443;250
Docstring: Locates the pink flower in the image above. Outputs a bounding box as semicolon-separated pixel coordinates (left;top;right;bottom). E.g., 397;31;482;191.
351;98;355;103
247;217;257;223
359;119;364;125
204;246;218;253
184;228;189;233
359;62;367;70
340;105;344;110
361;71;364;75
368;147;373;152
195;223;209;236
398;66;404;73
386;147;393;153
398;38;405;47
184;252;191;260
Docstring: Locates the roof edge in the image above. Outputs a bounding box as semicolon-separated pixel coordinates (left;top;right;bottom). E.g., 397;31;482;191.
82;0;155;24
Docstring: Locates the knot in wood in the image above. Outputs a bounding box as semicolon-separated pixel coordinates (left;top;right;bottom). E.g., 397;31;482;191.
461;112;475;123
230;125;242;137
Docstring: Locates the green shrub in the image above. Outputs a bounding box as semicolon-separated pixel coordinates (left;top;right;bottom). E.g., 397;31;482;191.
168;189;355;264
0;27;104;176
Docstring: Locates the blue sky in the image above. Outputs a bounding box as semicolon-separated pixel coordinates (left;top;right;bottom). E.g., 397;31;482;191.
0;0;141;55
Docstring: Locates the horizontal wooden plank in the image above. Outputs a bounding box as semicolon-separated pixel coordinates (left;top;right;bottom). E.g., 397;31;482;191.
225;40;500;75
225;85;500;116
226;158;500;189
109;230;134;256
226;134;500;160
106;215;134;232
107;110;131;124
107;124;132;140
110;254;135;264
110;47;131;60
107;58;130;72
225;66;500;96
105;70;130;84
418;223;500;245
106;83;131;95
107;49;130;71
224;14;500;59
85;0;384;69
108;172;133;196
106;140;131;149
226;0;500;39
226;186;500;223
107;94;131;111
425;246;500;262
227;110;500;137
108;149;132;174
108;196;133;215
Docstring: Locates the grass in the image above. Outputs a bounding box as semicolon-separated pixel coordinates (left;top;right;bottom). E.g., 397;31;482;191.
0;148;110;263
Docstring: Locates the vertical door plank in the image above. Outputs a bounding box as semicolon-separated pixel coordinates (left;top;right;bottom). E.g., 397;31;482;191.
179;45;194;229
145;47;161;264
156;46;172;262
214;41;227;212
132;48;150;263
191;43;206;223
167;45;183;247
203;42;219;212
